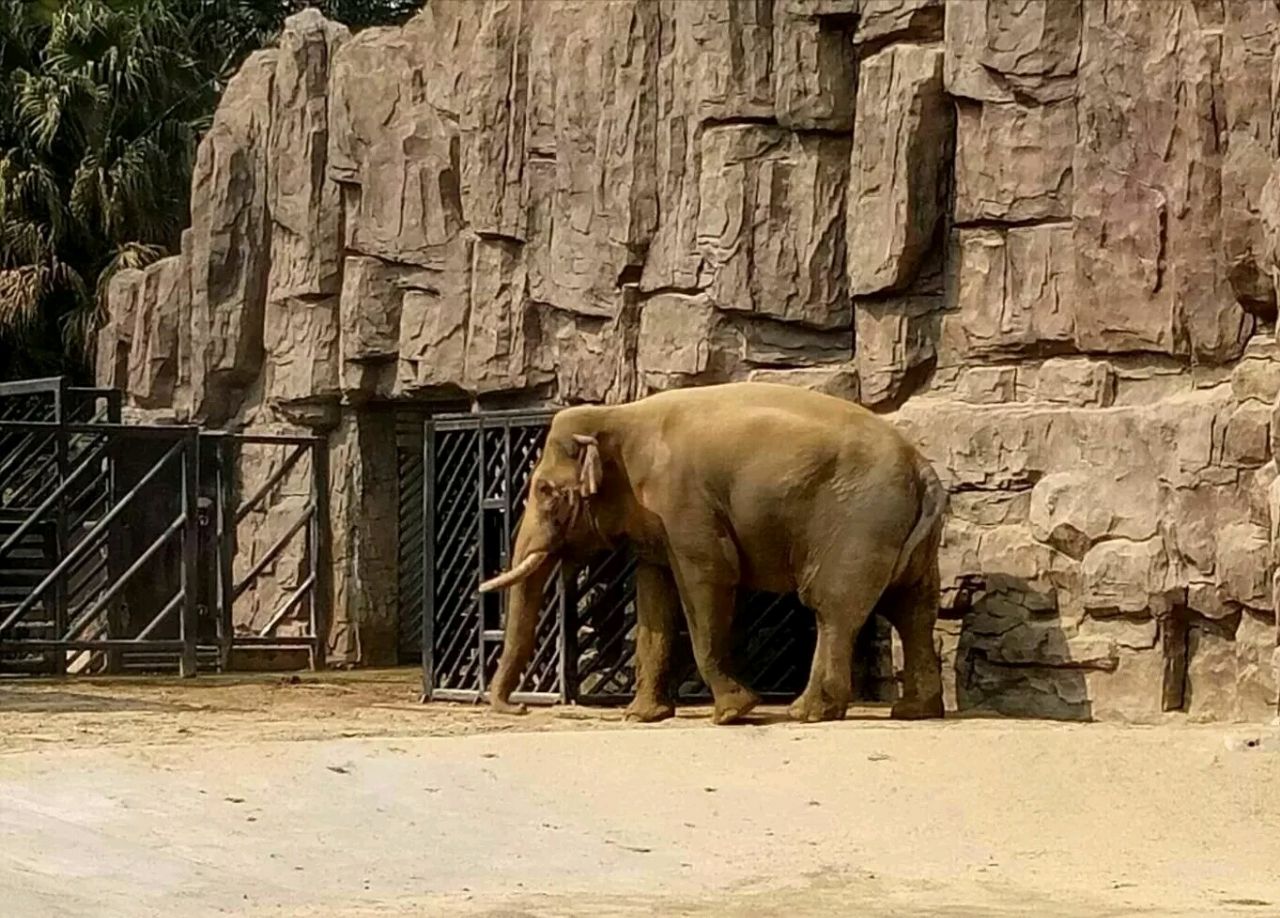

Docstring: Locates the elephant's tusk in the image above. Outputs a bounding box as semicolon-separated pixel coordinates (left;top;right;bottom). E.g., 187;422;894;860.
478;551;548;593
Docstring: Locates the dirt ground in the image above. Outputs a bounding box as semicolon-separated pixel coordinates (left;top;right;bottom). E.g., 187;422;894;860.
2;669;1279;917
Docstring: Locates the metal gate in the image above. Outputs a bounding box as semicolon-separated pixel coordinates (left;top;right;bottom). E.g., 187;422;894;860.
0;378;205;674
415;410;886;706
422;411;570;705
0;377;329;676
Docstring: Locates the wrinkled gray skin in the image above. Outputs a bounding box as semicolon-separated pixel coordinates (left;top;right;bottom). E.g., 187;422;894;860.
480;382;947;725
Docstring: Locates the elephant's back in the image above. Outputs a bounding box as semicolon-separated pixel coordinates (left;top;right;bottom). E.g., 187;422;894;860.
629;382;914;470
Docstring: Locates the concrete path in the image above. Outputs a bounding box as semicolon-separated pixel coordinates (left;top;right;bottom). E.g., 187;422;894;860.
2;715;1279;917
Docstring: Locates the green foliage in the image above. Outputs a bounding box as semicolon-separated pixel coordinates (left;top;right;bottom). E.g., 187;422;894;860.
0;0;418;382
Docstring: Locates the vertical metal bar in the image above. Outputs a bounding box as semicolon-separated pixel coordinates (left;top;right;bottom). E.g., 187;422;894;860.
311;437;331;671
502;419;513;568
475;418;488;699
51;379;69;675
216;436;237;671
421;416;436;701
179;431;199;677
104;424;124;674
560;565;578;705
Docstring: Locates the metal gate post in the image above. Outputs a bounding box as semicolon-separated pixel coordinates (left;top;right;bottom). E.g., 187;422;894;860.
475;420;488;700
310;437;330;671
215;435;236;670
179;431;199;677
51;380;69;675
420;416;436;701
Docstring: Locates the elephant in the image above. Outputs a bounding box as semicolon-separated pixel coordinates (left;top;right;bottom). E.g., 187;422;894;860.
478;381;947;725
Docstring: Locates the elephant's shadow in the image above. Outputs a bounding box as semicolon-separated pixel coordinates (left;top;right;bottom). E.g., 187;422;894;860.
944;574;1094;722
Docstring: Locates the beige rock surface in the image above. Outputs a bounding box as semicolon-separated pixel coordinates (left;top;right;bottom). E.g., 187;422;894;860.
95;0;1280;722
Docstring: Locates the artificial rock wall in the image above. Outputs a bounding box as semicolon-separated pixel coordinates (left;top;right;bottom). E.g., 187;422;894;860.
97;0;1280;722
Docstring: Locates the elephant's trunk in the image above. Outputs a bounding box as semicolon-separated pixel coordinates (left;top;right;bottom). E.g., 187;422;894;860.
488;560;553;707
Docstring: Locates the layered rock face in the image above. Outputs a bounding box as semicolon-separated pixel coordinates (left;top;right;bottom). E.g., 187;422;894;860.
98;1;1280;721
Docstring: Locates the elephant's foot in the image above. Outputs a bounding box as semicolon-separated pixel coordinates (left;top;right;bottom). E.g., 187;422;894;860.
711;686;760;725
890;694;944;720
489;696;529;716
788;691;849;724
623;697;675;723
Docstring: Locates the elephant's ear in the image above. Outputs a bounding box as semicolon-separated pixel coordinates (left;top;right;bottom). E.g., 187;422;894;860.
573;434;603;498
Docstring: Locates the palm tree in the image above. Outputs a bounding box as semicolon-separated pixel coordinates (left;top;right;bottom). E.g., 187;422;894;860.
0;0;419;383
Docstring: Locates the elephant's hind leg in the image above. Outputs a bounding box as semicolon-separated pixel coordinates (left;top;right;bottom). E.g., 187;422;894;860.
624;563;678;723
881;573;945;720
792;558;895;723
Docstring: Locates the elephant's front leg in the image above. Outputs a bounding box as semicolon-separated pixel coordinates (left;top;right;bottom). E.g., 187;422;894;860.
671;570;759;725
624;563;678;723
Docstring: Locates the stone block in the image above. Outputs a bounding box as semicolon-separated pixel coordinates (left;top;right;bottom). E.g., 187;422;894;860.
746;366;860;403
1081;538;1177;617
396;241;475;397
1084;646;1167;724
955;99;1075;224
328;28;467;269
1222;401;1272;468
1231;354;1280;404
268;11;348;301
946;225;1075;357
1222;0;1278;311
1035;358;1115;407
855;0;943;47
528;1;659;317
955;366;1017;405
1187;611;1279;723
1074;0;1254;364
188;50;276;423
980;0;1081;103
774;8;855;131
944;0;1013;103
947;490;1030;528
854;296;940;407
847;44;950;297
698;126;851;328
736;315;852;368
99;268;143;393
1030;470;1160;560
636;293;736;391
339;256;404;395
1215;523;1272;612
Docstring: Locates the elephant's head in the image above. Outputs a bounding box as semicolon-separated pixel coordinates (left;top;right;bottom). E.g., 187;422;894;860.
480;412;616;711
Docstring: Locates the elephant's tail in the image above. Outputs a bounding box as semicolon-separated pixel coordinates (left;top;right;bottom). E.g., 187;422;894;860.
890;451;948;586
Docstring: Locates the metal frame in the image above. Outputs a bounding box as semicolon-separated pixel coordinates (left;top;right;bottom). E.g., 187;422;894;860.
208;432;330;670
0;418;203;674
421;409;568;705
0;377;330;676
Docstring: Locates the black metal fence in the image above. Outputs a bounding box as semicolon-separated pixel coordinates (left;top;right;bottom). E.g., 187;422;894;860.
414;410;888;707
0;377;328;676
420;411;571;705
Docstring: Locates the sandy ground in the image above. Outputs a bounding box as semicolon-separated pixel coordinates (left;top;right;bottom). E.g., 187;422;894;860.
1;670;1279;917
